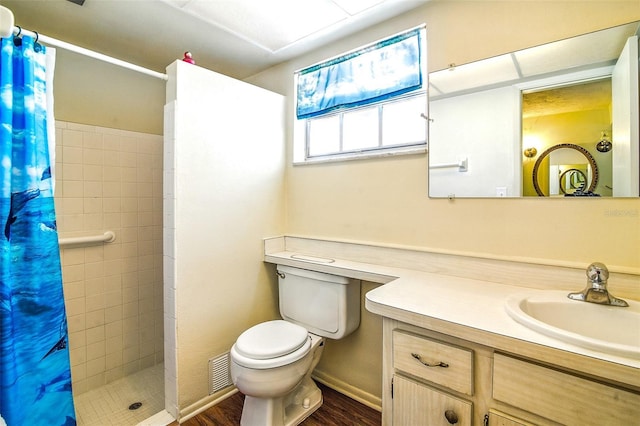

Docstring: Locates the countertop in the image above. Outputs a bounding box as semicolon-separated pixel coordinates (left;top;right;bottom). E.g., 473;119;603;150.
265;249;640;389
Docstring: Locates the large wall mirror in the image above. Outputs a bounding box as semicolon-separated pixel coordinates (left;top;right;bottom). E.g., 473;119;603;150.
428;21;639;198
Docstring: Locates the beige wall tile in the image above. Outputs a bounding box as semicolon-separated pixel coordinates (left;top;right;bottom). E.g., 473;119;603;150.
83;181;103;197
83;149;104;166
85;277;105;296
62;198;83;214
62;263;84;283
85;261;104;279
58;123;163;395
105;306;123;324
105;290;123;309
106;351;123;370
103;197;121;212
86;341;106;361
103;134;122;152
62;163;83;181
85;294;105;313
64;281;85;299
62;129;83;147
86;326;105;345
83;164;103;180
84;246;105;263
62;180;83;197
85;310;105;328
86;357;106;377
67;314;86;333
62;248;85;266
83;132;103;150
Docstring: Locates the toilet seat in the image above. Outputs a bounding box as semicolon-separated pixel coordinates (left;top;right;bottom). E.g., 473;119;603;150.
231;320;311;369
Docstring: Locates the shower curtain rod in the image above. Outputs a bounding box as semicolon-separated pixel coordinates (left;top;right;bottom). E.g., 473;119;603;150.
13;26;168;81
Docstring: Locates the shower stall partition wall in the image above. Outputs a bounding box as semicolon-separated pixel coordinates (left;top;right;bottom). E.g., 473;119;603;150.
163;61;286;421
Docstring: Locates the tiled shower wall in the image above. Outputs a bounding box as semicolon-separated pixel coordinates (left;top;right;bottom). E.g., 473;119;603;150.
54;121;164;395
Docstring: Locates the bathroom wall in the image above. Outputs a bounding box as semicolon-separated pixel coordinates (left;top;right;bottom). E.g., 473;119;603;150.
429;86;521;197
55;121;164;394
22;0;640;415
312;281;384;406
247;1;640;270
246;0;640;403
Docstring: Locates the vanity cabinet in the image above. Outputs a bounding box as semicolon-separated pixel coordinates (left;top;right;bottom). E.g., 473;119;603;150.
393;375;472;425
382;319;640;426
392;330;473;425
486;410;534;426
493;353;640;425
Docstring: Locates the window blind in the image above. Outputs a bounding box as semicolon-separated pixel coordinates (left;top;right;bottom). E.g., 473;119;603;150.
296;27;424;119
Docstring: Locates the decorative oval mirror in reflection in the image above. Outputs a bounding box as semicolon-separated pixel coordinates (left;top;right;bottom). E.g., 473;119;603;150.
532;143;599;196
559;168;587;194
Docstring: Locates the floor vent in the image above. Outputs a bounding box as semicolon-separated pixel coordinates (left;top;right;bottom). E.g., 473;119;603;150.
209;352;233;395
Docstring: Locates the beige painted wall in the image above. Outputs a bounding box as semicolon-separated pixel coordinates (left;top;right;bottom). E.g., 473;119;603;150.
247;1;640;271
54;50;165;135
245;1;640;404
22;0;640;415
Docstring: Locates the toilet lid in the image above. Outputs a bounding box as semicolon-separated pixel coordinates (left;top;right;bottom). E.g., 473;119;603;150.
234;320;309;360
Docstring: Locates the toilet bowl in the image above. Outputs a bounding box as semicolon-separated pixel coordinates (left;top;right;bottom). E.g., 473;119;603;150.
230;321;325;426
229;265;361;426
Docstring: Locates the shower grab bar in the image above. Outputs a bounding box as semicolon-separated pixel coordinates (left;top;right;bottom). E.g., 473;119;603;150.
59;231;116;247
429;158;468;172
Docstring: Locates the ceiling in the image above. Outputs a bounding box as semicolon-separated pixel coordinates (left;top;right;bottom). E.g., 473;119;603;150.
428;21;639;117
429;21;638;98
1;0;427;79
522;79;612;118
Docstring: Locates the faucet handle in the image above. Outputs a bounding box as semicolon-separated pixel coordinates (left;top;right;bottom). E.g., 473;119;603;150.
586;262;609;284
569;262;628;307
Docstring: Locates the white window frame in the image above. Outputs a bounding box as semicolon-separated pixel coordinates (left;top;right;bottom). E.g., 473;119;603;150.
293;26;428;164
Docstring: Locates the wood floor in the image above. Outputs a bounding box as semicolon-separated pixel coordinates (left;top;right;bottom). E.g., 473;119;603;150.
174;382;381;426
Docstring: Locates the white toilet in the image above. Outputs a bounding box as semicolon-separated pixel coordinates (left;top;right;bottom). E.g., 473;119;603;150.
230;264;361;426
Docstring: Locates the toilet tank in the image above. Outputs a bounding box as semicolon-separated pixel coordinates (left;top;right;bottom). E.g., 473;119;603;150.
277;265;360;339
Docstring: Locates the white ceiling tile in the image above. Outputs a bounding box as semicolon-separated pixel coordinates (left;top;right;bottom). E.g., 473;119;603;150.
181;0;349;52
332;0;387;15
430;54;519;95
515;22;636;77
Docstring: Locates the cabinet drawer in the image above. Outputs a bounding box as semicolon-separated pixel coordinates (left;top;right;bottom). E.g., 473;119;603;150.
488;409;537;426
393;375;472;426
493;353;640;426
393;330;474;395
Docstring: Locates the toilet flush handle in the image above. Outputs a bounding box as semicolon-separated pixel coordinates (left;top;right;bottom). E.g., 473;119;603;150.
276;270;286;279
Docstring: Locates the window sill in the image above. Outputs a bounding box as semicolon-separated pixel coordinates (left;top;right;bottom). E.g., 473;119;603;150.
293;145;427;166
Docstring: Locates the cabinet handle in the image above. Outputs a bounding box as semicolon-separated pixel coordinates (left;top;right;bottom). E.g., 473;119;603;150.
444;409;459;424
411;353;449;368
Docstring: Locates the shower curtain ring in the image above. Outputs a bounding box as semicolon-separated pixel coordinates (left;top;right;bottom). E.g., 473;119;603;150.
13;26;22;46
34;31;38;43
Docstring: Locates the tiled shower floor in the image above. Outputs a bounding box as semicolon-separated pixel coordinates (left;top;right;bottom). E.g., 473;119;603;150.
74;363;165;425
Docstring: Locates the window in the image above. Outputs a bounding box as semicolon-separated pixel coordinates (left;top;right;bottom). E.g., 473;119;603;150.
294;26;428;163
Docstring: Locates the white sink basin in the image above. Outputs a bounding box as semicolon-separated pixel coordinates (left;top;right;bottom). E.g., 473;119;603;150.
505;290;640;358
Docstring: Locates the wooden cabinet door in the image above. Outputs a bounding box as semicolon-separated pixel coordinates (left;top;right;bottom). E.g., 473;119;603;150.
393;375;472;426
488;409;536;426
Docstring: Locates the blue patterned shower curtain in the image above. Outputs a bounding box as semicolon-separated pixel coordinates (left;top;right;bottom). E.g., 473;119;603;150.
0;35;76;425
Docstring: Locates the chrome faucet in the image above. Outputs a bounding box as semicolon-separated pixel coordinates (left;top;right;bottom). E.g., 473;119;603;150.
568;262;628;307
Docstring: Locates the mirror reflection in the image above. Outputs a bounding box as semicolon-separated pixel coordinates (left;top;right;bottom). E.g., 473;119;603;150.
530;143;599;197
428;21;639;198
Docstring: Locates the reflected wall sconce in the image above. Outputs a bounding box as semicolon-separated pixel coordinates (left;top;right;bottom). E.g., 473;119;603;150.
524;147;537;158
596;131;612;153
